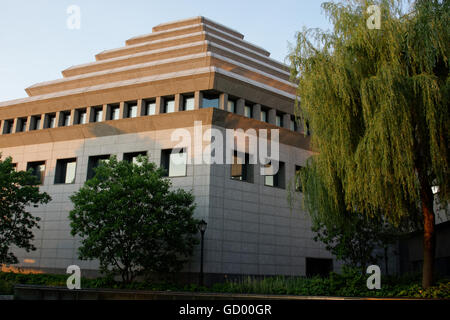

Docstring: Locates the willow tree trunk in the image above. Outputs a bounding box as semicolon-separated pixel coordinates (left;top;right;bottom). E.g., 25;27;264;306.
421;179;435;289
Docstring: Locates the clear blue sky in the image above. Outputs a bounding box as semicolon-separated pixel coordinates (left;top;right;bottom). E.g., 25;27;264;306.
0;0;332;102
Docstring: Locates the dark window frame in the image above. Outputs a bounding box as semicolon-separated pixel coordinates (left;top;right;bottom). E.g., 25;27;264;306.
161;148;187;177
2;119;14;134
264;161;285;189
87;154;111;180
230;151;253;183
27;160;46;185
54;158;77;184
123;151;147;163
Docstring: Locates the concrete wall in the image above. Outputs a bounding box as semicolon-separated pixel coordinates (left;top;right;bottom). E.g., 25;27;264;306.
1;123;338;278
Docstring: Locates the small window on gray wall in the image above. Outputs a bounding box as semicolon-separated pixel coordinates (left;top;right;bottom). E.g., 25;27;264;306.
124;151;147;164
55;158;77;184
27;161;46;185
231;152;253;182
264;161;285;188
161;149;187;177
87;155;110;180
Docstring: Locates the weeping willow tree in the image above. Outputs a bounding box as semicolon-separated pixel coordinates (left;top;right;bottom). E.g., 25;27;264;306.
289;0;449;288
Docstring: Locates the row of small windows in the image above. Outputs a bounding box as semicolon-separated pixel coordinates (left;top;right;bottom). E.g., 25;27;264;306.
1;91;303;135
15;150;303;192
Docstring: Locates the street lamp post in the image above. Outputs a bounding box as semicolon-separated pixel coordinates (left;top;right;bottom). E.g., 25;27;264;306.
198;219;207;287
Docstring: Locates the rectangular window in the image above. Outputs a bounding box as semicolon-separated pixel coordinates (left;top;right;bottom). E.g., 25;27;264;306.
76;109;87;125
227;100;236;113
231;152;253;182
202;93;220;108
61;112;71;127
123;151;147;164
290;118;296;131
127;102;138;118
27;161;46;185
92;107;103;123
2;120;14;134
295;165;303;192
17;118;27;132
87;155;110;180
184;97;195;111
45;114;56;129
55;158;77;184
264;161;285;188
161;149;187;177
146;100;156;115
164;99;175;113
261;110;268;123
108;104;120;120
276;115;282;127
30;115;42;130
244;105;252;118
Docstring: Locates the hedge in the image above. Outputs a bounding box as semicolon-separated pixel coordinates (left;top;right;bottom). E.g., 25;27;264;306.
1;268;449;298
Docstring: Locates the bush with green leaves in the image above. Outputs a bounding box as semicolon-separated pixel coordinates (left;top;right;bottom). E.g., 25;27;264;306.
2;269;448;298
69;155;199;283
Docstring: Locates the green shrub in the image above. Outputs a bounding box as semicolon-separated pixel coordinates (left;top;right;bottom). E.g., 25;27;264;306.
1;271;449;298
0;279;13;295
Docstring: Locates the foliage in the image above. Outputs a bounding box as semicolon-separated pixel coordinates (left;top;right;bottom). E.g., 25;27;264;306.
69;155;199;283
211;268;450;298
289;0;449;287
311;215;402;271
2;270;449;298
300;162;407;270
0;156;51;265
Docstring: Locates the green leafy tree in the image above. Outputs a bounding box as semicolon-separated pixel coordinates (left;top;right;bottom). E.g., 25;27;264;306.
300;164;407;272
312;215;401;272
290;0;449;288
0;156;51;264
69;156;199;283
